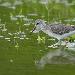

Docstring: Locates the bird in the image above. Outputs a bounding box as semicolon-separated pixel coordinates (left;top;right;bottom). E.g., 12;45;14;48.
32;19;75;45
32;19;75;67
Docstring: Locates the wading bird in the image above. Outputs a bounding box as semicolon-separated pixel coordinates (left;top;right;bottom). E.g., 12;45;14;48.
32;19;75;45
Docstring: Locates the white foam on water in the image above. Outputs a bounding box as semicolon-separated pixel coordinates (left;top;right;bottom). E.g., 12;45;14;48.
8;6;16;10
7;40;11;42
25;38;29;40
39;0;48;4
15;15;25;18
0;36;4;38
48;45;58;48
0;2;11;7
24;23;30;26
13;0;23;6
48;38;55;41
14;37;19;39
64;18;75;22
5;38;10;40
10;16;18;21
1;28;7;32
20;38;24;40
8;33;13;36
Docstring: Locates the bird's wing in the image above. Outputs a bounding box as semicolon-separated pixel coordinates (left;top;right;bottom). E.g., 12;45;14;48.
48;24;75;39
43;29;61;40
60;30;75;39
44;24;75;40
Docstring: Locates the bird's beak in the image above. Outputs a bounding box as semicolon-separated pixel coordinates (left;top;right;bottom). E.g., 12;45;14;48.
31;26;36;33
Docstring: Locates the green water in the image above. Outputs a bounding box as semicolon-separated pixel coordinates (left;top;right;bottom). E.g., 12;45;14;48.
0;0;75;75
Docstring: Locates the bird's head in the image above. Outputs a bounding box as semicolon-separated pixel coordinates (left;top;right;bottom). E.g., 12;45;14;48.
32;19;46;33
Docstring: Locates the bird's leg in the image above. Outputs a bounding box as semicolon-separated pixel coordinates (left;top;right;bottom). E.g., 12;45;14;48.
57;39;62;46
57;39;67;56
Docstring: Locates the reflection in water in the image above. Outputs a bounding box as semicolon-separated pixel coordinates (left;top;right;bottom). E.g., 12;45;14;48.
35;45;75;69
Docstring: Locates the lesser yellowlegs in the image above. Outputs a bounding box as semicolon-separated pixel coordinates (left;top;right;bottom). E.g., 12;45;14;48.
32;19;75;41
32;19;75;46
32;19;75;68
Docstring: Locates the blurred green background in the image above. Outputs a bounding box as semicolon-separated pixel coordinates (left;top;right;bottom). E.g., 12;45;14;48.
0;0;75;75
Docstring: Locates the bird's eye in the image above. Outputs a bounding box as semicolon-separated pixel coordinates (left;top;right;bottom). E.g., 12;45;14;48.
36;22;39;25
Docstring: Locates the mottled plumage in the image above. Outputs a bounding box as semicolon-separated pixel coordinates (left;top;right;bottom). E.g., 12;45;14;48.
48;24;75;35
32;19;75;40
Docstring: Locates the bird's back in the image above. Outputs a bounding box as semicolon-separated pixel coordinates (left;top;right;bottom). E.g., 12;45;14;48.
48;24;75;35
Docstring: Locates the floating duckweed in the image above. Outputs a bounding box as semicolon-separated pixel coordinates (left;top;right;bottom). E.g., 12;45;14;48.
15;43;19;48
10;59;13;63
37;35;45;44
5;38;10;40
41;37;45;44
0;36;4;38
37;35;42;44
20;38;24;40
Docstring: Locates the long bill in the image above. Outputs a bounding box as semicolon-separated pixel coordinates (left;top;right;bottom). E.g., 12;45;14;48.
31;26;36;33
